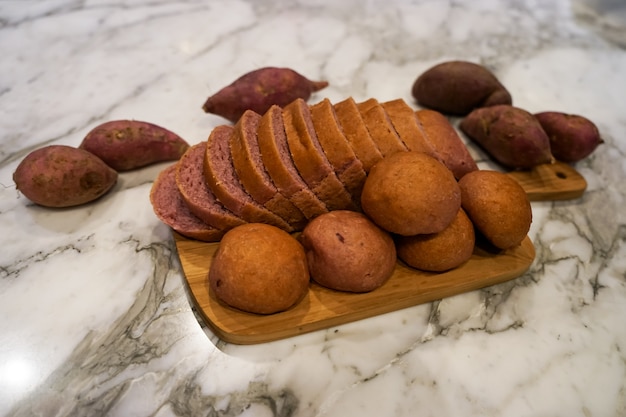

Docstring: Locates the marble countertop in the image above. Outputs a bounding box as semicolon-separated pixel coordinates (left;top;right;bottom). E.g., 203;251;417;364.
1;0;625;416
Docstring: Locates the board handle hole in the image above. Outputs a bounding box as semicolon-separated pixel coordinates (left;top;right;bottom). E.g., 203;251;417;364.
555;171;567;179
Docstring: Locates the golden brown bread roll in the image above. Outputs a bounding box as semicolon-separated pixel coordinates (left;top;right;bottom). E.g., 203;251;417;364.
361;151;461;236
208;223;309;314
396;208;475;272
458;170;532;249
300;210;396;292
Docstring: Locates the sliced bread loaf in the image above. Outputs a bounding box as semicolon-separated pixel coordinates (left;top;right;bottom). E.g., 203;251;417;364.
256;105;328;220
356;98;407;157
282;98;358;211
381;98;439;157
415;109;479;179
203;125;293;231
176;141;246;230
333;97;383;172
150;163;225;242
309;98;367;205
230;110;307;229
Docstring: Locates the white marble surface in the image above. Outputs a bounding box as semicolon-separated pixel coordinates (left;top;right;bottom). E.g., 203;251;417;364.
1;0;625;416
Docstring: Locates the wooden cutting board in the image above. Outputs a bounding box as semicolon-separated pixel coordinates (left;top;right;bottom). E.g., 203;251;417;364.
175;233;535;345
507;161;587;201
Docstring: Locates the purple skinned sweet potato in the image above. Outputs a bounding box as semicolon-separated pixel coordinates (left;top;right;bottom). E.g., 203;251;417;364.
534;111;603;163
412;61;512;116
13;145;118;208
202;67;329;123
79;120;190;171
460;105;554;170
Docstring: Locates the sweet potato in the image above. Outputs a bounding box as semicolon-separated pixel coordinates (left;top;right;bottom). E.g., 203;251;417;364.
79;120;190;171
412;61;512;115
13;145;118;208
534;111;603;162
202;67;328;123
460;105;554;169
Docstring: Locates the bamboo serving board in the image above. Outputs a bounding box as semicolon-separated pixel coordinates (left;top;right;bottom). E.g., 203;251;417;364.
175;233;535;345
507;161;587;201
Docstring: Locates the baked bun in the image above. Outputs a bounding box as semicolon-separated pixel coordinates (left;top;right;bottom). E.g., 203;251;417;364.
300;210;396;292
396;208;475;272
208;223;309;314
458;170;532;249
361;151;461;236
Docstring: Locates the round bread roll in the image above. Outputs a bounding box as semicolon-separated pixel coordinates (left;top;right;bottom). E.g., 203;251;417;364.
458;170;532;250
396;208;475;272
300;210;396;292
208;223;309;314
361;151;461;236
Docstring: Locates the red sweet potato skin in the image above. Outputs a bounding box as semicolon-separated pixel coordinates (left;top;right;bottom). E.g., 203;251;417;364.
460;105;554;169
412;61;512;116
202;67;329;123
534;111;603;162
13;145;118;208
79;120;190;171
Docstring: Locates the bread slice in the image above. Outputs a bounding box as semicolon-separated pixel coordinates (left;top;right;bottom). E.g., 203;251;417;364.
309;98;367;205
151;163;225;242
256;105;328;220
203;125;293;231
415;109;479;179
282;98;358;212
333;97;383;172
356;98;408;157
230;110;307;229
381;99;439;157
176;141;246;230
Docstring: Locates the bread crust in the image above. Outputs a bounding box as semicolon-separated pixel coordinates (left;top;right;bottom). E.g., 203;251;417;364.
176;142;246;230
361;151;461;236
309;98;367;205
256;105;328;220
415;109;478;179
380;99;438;157
300;210;396;292
230;110;307;229
283;99;357;211
209;223;310;314
396;208;475;272
333;97;383;172
459;170;531;249
203;125;293;231
151;163;225;242
356;98;407;157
